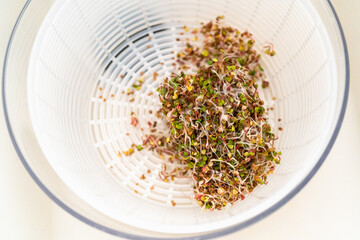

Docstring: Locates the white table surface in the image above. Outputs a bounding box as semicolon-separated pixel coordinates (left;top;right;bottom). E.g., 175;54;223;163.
1;1;359;239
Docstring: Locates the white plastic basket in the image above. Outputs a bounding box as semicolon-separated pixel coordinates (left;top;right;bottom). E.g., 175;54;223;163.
3;0;347;238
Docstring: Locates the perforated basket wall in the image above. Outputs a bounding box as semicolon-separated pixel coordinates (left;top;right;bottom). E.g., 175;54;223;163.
28;0;338;234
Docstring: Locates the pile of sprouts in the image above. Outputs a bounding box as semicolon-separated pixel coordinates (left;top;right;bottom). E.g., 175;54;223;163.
132;17;281;210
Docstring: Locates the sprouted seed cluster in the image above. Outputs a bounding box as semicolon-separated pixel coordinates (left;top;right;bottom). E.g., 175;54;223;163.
129;17;281;210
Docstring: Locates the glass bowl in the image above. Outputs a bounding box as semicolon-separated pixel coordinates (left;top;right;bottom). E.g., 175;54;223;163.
2;0;349;239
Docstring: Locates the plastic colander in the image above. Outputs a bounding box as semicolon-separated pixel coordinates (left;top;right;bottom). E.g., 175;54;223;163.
2;0;349;239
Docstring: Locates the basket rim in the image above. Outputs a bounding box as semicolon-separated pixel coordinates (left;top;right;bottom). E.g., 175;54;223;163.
2;0;350;239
